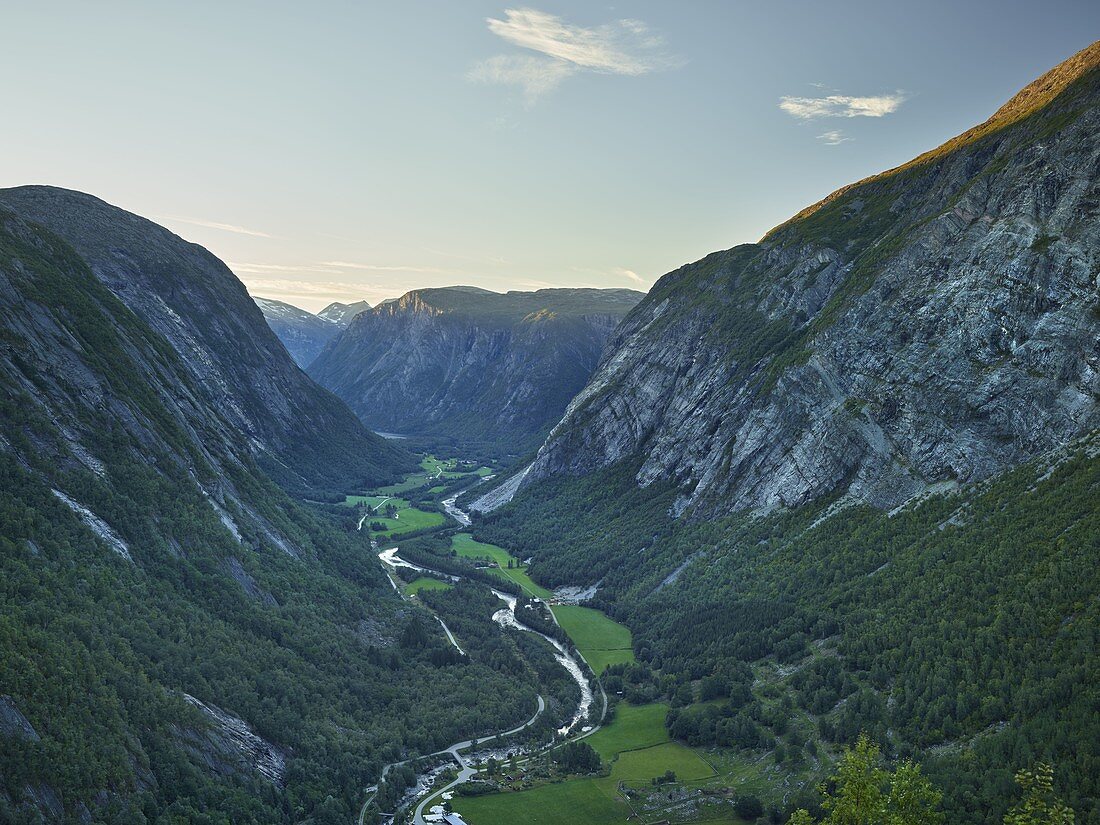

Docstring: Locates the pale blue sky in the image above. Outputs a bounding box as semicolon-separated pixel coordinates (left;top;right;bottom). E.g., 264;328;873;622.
3;2;1097;310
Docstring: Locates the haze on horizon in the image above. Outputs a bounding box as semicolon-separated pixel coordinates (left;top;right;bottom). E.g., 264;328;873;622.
3;1;1097;311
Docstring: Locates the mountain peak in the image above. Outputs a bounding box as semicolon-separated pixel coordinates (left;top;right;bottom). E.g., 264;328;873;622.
317;299;372;326
770;38;1100;238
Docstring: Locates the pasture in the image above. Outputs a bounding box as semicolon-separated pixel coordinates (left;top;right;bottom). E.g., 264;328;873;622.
549;605;634;674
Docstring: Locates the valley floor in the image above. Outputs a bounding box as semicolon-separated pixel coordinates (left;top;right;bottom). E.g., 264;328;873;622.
353;455;819;825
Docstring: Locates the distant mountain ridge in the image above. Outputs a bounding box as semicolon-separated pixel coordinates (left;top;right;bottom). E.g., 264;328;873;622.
308;286;644;451
254;296;344;367
318;299;372;326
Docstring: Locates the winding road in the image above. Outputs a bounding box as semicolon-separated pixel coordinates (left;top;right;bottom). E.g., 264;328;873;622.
411;695;546;825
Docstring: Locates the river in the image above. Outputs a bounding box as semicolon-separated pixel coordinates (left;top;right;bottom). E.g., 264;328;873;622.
367;493;600;824
377;546;594;738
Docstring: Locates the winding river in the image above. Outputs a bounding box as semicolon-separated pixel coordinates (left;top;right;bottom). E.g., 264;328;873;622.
377;546;594;739
365;494;600;824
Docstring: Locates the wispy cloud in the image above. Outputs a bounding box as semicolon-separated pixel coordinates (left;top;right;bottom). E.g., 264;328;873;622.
239;278;399;312
817;130;852;146
779;92;906;120
162;215;273;238
469;55;577;104
614;267;647;287
319;261;460;275
569;265;651;289
470;7;679;103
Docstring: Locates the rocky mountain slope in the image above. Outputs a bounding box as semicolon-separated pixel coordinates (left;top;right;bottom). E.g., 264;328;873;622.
510;40;1100;519
472;43;1100;822
0;186;410;493
254;295;344;367
309;286;643;450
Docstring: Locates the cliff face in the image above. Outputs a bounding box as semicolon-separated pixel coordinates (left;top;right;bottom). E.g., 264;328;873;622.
254;297;345;368
309;286;643;450
518;41;1100;518
0;186;410;492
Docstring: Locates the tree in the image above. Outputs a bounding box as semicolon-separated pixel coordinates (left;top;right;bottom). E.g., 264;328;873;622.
790;734;943;825
1003;764;1074;825
822;734;886;825
734;794;765;819
885;761;943;825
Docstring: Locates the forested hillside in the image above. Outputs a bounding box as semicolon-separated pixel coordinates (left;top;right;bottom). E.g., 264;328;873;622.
475;438;1100;823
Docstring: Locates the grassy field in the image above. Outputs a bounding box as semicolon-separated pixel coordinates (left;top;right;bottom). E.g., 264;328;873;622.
585;702;670;759
373;507;444;536
610;742;715;781
345;494;445;536
455;702;719;825
452;534;555;600
422;455;493;479
550;605;634;674
403;577;453;596
345;494;399;509
370;455;492;495
453;775;631;825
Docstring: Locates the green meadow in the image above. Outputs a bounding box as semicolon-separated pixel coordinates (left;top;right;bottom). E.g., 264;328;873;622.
451;533;555;600
421;455;493;480
584;702;669;759
549;605;634;674
610;742;714;781
344;494;445;536
453;775;630;825
455;701;719;825
370;455;492;495
403;577;453;596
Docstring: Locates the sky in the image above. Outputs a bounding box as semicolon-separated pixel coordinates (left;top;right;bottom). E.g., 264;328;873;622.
2;2;1098;311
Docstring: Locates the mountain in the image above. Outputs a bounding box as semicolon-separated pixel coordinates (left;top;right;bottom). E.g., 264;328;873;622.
0;186;411;494
318;299;372;326
254;296;343;367
505;40;1100;519
308;286;644;451
0;201;545;822
469;41;1100;823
